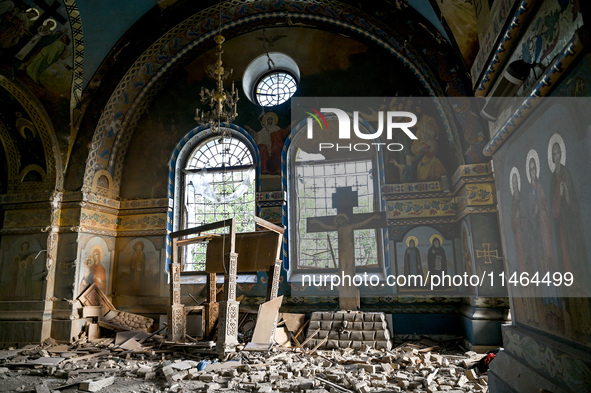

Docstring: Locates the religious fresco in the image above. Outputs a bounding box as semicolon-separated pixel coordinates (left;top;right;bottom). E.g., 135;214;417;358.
552;53;591;97
114;238;163;297
122;27;427;198
0;85;46;180
460;219;477;295
432;0;479;67
394;226;456;294
494;98;591;345
0;0;72;149
467;213;504;297
509;0;583;95
0;234;44;300
244;111;289;176
382;98;455;184
470;0;514;85
77;235;113;297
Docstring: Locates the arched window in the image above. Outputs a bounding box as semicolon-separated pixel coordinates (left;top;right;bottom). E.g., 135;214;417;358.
287;115;386;275
178;129;257;271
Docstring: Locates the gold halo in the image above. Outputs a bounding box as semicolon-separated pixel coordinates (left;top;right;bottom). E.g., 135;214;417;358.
509;167;521;196
405;236;419;247
26;8;40;21
547;133;566;173
429;234;443;246
263;112;279;125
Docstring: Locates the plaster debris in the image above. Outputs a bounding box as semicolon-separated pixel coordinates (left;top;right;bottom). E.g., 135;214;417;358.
0;332;494;392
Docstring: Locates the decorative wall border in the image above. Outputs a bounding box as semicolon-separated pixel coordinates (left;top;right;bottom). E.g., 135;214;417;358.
483;30;587;156
381;182;441;194
473;0;542;97
470;0;516;87
501;325;591;391
0;120;19;184
451;163;492;185
63;0;84;170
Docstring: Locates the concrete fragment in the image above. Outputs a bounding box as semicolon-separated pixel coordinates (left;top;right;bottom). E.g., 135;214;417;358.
457;375;469;387
79;376;115;392
35;385;51;393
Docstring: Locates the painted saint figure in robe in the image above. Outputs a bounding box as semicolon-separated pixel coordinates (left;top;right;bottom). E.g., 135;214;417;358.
80;247;107;293
13;241;35;298
427;236;447;278
245;112;289;175
390;107;447;182
548;135;591;336
526;151;556;274
526;149;564;332
548;135;588;276
509;167;539;324
403;237;423;278
131;241;146;293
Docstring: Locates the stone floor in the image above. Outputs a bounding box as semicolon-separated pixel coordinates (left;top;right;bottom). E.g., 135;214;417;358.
0;337;492;392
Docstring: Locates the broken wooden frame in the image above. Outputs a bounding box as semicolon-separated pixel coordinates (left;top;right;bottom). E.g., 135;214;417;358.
168;216;284;354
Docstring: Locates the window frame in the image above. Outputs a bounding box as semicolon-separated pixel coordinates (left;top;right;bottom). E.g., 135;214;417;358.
171;126;258;275
287;154;386;277
254;70;299;107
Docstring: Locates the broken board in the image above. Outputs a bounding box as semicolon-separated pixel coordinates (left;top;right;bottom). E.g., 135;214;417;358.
245;295;283;351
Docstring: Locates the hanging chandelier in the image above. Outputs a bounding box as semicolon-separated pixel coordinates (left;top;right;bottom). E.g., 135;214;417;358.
194;5;239;133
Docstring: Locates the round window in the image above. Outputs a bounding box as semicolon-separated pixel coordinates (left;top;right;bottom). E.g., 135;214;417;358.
255;71;298;107
243;52;300;107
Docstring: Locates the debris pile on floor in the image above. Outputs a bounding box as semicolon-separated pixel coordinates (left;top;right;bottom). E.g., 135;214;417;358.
0;336;493;392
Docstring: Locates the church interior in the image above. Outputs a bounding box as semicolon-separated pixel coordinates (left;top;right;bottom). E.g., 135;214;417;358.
1;0;591;391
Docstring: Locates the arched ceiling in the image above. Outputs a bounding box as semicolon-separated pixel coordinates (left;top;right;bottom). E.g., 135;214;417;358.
0;0;482;196
74;0;478;199
75;0;461;92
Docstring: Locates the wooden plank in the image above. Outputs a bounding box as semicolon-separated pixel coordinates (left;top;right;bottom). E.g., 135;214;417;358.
294;320;309;340
315;376;353;392
176;234;219;247
254;216;285;234
288;330;303;351
62;351;109;364
274;326;291;347
169;219;234;239
308;335;328;355
243;342;273;351
77;283;115;312
206;231;281;273
251;296;283;345
300;328;320;348
279;313;306;333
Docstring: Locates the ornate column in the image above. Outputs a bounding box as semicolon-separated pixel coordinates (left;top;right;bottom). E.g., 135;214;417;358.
204;272;219;340
168;239;185;342
217;251;240;355
266;259;281;301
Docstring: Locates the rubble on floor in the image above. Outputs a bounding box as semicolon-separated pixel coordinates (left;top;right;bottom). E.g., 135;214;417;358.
0;336;493;392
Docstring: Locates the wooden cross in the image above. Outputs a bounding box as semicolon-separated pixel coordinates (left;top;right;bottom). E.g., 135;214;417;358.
477;243;498;264
307;186;387;310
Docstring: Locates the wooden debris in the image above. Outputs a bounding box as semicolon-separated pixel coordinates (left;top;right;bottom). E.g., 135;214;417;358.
77;283;115;312
250;296;283;345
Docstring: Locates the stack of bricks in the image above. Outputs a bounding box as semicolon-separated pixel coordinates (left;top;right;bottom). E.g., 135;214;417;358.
305;311;392;350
